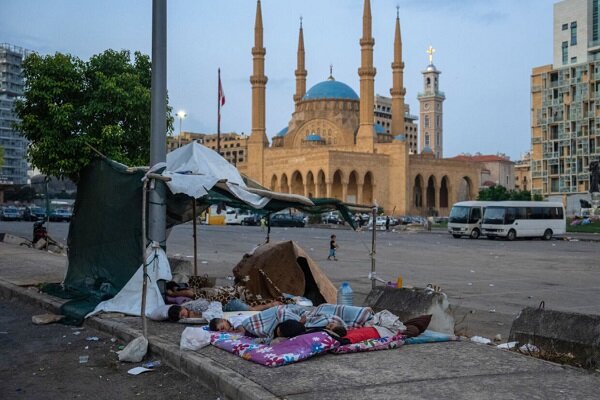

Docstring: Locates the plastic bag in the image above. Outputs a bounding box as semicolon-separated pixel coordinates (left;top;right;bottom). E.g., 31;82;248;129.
118;336;148;362
369;309;406;333
180;327;211;351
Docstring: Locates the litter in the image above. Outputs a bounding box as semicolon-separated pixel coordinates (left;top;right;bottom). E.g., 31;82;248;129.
489;284;495;287
84;346;89;350
32;314;65;325
519;343;539;353
79;355;89;364
73;331;81;336
110;338;117;343
497;341;517;349
488;309;496;313
86;336;99;341
470;336;492;345
142;361;161;369
467;282;473;286
201;261;208;264
127;367;153;376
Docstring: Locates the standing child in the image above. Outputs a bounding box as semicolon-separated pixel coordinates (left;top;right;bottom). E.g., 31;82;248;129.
327;234;338;261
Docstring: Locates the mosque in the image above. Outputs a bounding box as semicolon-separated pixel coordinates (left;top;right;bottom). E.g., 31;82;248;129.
239;0;481;216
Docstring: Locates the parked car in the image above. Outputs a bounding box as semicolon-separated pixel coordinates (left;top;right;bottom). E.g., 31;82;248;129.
241;214;261;226
321;212;344;224
1;207;21;221
49;209;73;222
269;213;305;227
23;206;47;221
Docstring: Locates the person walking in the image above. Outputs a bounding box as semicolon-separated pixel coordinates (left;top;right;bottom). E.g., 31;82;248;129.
327;234;338;261
260;216;266;231
385;216;390;232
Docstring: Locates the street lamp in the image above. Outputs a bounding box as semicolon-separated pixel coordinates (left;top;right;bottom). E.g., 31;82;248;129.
176;110;187;147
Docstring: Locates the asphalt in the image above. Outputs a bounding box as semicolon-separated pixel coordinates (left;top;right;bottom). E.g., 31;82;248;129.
1;240;599;400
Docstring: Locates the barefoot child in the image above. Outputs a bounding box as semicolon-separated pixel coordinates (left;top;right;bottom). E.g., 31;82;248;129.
327;234;338;261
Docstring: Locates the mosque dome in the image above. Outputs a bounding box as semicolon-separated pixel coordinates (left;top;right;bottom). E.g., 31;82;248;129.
422;146;434;154
305;134;323;142
394;134;406;141
276;127;288;137
302;77;359;101
374;124;387;135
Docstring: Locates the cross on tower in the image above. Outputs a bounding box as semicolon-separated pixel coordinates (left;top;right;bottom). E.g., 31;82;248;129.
427;45;436;65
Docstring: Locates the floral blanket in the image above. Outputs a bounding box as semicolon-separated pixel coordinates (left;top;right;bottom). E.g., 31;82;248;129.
210;331;339;367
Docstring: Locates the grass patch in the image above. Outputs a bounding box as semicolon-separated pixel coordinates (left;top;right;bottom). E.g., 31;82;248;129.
566;218;600;233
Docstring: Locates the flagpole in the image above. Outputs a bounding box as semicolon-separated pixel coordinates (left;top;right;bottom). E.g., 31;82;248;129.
217;68;221;155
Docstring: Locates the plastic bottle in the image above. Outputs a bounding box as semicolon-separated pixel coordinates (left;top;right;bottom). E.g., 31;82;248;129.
337;282;353;306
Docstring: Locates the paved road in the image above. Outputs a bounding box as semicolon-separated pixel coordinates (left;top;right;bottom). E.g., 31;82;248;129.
0;298;217;400
2;220;599;339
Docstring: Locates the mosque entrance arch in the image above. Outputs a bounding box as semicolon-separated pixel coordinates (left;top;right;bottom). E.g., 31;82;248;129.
426;176;436;209
270;175;278;192
317;170;326;197
306;171;315;198
332;170;343;199
413;175;424;209
291;171;304;195
363;172;374;204
440;176;449;208
281;173;289;193
457;176;473;201
347;171;359;203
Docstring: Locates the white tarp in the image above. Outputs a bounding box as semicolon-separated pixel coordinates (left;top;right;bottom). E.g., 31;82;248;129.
86;246;172;318
162;142;312;208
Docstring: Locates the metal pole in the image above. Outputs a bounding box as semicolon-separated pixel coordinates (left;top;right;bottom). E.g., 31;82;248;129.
266;212;271;243
371;205;377;289
192;200;198;276
141;180;149;338
149;0;167;248
217;68;221;155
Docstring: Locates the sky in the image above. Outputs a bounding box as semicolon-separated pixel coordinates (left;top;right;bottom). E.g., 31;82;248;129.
1;0;557;160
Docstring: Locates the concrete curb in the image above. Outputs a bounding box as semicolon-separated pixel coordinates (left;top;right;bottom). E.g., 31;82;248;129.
0;278;279;400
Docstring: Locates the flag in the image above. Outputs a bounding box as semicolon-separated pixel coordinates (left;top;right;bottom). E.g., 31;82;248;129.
218;74;226;107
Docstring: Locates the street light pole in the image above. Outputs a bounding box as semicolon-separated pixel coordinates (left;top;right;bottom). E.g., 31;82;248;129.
176;110;186;148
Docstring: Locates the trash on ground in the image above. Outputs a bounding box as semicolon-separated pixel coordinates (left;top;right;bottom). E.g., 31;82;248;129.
32;313;65;325
127;367;154;376
489;309;496;313
142;361;161;369
470;336;492;345
118;336;148;363
494;334;502;342
86;336;99;341
79;355;89;364
519;343;539;353
497;341;518;349
73;331;81;336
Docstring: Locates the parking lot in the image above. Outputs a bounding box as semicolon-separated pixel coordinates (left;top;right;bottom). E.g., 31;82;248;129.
2;220;599;338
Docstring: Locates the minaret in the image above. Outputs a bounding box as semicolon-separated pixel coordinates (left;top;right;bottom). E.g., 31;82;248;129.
418;45;445;158
390;7;406;137
248;0;269;183
294;17;307;106
356;0;376;152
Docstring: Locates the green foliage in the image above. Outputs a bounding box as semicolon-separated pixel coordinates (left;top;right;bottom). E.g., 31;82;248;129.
0;146;4;167
15;50;173;182
477;185;540;201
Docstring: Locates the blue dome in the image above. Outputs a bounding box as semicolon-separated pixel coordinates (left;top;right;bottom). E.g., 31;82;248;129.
394;134;406;141
302;79;359;101
374;124;387;135
276;127;288;137
305;134;323;142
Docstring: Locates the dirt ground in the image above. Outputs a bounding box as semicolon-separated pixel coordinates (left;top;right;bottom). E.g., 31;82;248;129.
0;298;219;400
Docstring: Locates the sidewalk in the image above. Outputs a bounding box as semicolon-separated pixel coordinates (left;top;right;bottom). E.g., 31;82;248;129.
1;242;598;399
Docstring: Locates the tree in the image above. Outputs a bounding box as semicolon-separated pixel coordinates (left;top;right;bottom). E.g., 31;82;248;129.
15;50;173;182
477;185;511;201
0;146;4;168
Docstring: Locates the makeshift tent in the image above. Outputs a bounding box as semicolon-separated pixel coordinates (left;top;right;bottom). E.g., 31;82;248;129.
47;142;360;323
232;240;337;305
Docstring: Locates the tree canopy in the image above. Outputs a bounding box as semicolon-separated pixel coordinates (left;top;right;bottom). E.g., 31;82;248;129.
477;185;543;201
15;49;173;182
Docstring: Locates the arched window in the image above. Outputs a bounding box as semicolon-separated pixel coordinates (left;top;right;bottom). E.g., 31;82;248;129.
425;133;430;146
424;115;429;128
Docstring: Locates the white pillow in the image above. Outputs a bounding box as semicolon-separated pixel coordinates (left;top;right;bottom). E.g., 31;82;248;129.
147;304;173;321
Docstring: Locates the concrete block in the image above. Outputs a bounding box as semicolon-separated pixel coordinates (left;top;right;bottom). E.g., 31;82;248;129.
509;307;600;368
363;286;455;334
1;233;30;246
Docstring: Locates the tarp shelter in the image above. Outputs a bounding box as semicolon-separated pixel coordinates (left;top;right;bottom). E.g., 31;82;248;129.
232;240;337;305
46;142;357;323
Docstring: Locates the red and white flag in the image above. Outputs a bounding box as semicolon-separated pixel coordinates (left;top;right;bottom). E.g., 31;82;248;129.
218;75;226;107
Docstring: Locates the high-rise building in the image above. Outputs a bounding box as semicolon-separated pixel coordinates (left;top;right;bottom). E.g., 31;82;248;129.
0;43;30;185
373;95;419;153
166;131;248;165
531;0;600;197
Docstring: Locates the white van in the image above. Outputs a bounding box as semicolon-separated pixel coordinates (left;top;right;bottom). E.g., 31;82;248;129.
225;207;251;225
481;201;565;240
448;201;492;239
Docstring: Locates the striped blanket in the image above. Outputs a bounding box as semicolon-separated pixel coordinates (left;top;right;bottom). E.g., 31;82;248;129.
241;304;374;339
